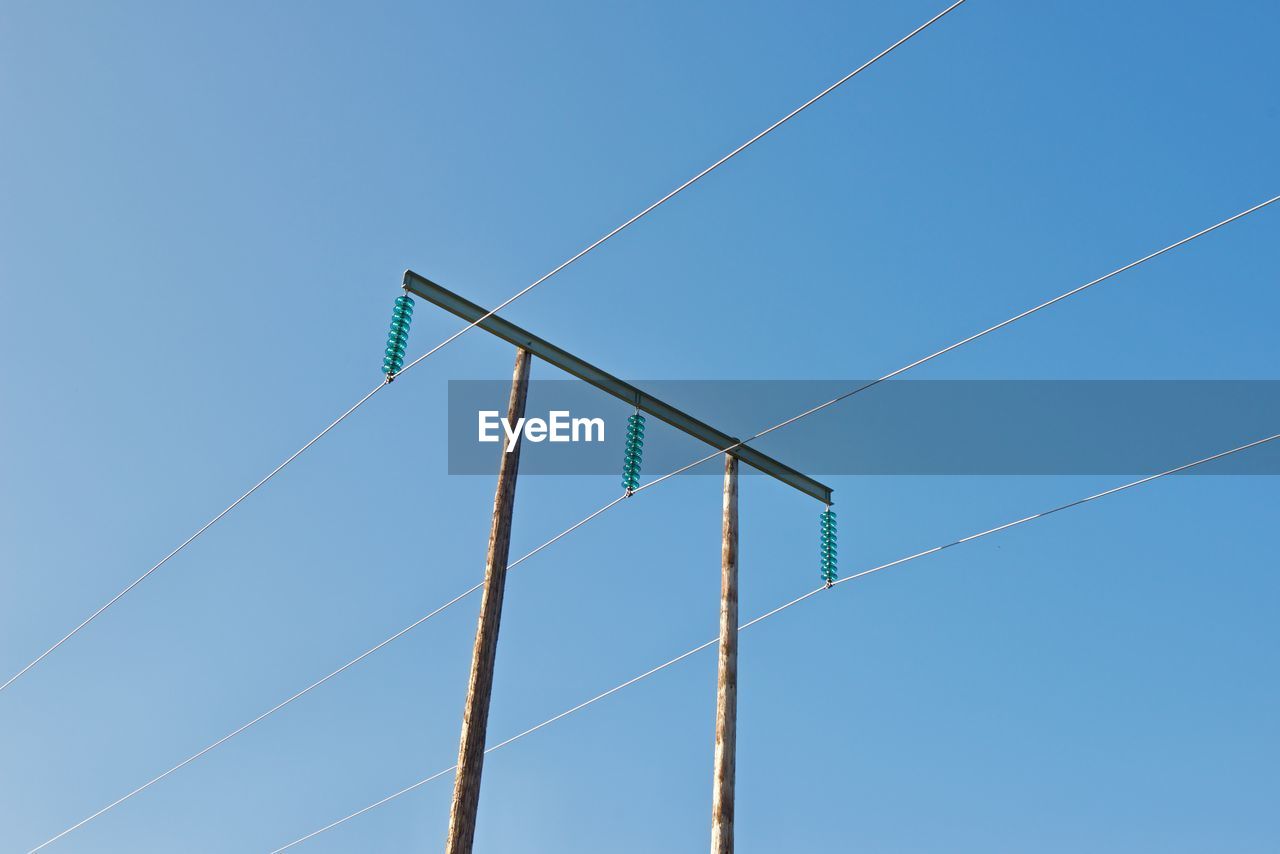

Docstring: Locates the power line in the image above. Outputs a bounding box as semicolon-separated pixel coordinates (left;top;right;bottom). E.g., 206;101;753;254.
30;189;1278;845
270;430;1280;852
0;0;967;696
0;383;386;695
18;0;1271;845
635;193;1280;493
389;0;970;384
26;495;626;853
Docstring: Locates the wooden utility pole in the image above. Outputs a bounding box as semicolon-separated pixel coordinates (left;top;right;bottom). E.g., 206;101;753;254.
445;347;532;854
406;273;830;850
710;453;739;854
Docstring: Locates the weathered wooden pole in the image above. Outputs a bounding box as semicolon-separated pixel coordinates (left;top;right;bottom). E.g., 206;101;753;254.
445;347;532;854
710;453;739;854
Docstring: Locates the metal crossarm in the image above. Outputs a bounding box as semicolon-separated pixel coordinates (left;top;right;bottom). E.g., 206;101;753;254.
403;270;833;503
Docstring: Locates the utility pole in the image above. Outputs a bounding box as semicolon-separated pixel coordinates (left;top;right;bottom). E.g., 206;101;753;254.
445;347;532;854
405;271;829;851
711;454;739;854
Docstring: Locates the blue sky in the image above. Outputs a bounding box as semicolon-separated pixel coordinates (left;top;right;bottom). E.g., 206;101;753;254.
2;1;1278;851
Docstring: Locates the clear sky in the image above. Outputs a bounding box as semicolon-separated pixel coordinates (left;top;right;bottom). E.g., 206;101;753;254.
2;1;1278;852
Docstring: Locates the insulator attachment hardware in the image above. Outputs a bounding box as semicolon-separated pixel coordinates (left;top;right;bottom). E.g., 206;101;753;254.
383;294;414;378
621;413;646;494
820;508;837;586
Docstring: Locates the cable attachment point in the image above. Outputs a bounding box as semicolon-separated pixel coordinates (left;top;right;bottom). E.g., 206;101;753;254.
820;507;838;586
621;412;646;495
382;293;414;379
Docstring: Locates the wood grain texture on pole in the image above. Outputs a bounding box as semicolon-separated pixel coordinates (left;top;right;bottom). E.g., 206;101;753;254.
444;347;532;854
711;453;739;854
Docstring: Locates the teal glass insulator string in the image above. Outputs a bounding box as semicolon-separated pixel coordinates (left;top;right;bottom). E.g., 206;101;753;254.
621;413;646;494
383;294;414;378
820;508;838;586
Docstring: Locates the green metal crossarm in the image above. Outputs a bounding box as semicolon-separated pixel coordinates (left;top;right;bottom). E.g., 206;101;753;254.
403;270;833;504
